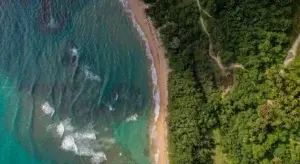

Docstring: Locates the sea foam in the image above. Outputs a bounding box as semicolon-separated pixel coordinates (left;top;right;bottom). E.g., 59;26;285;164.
71;47;79;56
90;152;107;164
61;133;107;164
125;113;138;122
41;101;55;117
57;118;108;164
108;104;115;111
62;118;75;132
154;149;159;164
56;122;65;137
119;0;160;122
83;65;101;82
61;135;78;153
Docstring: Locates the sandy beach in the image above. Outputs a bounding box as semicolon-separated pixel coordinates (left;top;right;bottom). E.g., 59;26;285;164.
126;0;169;163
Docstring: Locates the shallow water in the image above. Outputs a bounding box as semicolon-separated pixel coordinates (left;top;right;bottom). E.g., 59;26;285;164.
0;0;152;163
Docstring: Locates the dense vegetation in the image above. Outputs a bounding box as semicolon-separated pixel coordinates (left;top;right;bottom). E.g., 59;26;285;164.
143;0;300;163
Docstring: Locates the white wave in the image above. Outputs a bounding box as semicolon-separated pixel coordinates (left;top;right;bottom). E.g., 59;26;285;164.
41;101;55;117
71;47;79;56
114;93;119;101
56;122;65;138
73;131;97;140
108;104;115;112
58;118;108;163
61;135;78;153
61;132;107;163
126;113;138;122
83;65;101;82
119;0;160;122
47;119;75;138
90;152;107;164
62;118;75;132
154;149;159;164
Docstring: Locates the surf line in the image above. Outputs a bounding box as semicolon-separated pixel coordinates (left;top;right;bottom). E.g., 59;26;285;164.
119;0;160;123
119;0;170;164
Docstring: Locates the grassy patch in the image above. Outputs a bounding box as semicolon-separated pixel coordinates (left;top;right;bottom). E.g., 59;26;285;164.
212;129;229;164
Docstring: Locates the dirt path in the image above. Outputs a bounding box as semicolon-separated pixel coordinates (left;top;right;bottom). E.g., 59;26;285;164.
196;0;244;95
284;33;300;67
197;0;228;75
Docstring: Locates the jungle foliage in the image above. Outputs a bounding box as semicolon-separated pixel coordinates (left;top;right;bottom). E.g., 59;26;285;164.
143;0;300;163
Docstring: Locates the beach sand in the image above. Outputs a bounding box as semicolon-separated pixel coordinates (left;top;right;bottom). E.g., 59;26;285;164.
127;0;169;163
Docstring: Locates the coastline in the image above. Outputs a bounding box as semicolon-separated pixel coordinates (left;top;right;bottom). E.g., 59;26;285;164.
123;0;169;163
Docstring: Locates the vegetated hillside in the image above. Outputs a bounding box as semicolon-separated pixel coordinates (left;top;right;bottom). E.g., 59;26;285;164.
143;0;300;163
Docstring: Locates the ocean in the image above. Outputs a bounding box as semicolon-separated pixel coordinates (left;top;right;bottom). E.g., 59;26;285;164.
0;0;153;163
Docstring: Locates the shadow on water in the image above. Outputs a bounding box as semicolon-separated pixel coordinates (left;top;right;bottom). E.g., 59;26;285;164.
36;0;92;35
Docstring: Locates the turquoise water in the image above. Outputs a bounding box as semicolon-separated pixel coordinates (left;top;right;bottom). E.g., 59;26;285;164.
0;0;152;163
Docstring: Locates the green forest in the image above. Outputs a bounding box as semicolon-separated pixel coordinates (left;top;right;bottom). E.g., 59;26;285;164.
143;0;300;163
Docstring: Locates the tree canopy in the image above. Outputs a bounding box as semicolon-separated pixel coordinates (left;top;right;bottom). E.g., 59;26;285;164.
143;0;300;163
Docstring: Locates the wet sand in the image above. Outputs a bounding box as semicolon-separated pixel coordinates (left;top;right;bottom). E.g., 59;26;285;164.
127;0;169;163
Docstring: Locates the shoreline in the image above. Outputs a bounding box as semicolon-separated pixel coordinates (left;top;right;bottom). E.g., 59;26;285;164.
123;0;169;163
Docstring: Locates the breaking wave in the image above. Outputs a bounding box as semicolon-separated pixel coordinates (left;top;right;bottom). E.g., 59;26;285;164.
41;101;55;117
83;65;101;82
47;118;110;164
119;0;160;122
125;113;138;122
